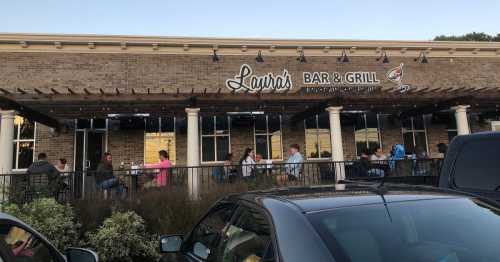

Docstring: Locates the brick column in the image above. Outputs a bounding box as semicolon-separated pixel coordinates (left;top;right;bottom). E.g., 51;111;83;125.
452;105;470;135
0;110;15;174
326;106;345;181
186;108;200;199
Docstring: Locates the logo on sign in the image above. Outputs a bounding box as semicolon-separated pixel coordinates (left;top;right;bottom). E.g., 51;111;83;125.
225;64;292;93
386;63;411;93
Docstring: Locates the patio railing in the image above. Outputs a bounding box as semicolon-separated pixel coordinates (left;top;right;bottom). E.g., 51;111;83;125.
0;159;443;205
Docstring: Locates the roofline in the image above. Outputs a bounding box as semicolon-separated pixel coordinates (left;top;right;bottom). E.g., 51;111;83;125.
0;32;499;57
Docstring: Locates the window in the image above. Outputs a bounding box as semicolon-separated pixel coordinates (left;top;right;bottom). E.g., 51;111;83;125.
254;115;282;160
491;121;500;132
144;117;176;165
446;115;458;142
12;116;35;170
305;114;331;159
220;206;275;262
182;202;237;261
201;116;230;162
402;116;428;155
354;113;382;156
0;224;56;262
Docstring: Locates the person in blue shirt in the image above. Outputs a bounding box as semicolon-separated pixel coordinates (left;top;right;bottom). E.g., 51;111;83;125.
285;144;304;181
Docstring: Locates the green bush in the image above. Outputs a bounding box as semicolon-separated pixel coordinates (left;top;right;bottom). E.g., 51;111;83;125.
3;198;81;251
88;210;159;262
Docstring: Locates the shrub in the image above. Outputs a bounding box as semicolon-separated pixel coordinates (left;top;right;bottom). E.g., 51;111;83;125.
88;210;159;262
3;198;81;251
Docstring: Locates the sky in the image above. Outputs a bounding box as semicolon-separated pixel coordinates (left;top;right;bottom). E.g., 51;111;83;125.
0;0;498;40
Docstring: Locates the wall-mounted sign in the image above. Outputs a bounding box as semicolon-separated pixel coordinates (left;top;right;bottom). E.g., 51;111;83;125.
226;64;292;93
386;63;411;93
303;71;380;85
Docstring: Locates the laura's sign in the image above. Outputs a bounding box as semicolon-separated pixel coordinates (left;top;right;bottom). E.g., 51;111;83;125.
225;64;292;93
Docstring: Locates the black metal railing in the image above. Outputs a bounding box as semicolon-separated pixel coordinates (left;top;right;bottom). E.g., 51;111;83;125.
0;159;442;205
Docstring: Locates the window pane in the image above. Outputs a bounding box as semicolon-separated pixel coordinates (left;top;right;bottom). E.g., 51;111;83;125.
269;131;282;159
356;141;368;156
305;130;319;159
201;117;214;135
76;119;91;129
144;132;176;165
254;115;267;134
216;136;230;162
255;135;269;160
93;118;106;129
318;132;332;158
354;114;365;130
19;119;35;139
305;116;317;129
401;118;412;129
17;141;34;169
413;116;425;130
317;113;330;129
268;115;281;133
202;137;215;162
366;130;380;151
161;117;175;132
145;118;160;133
215;116;229;134
403;132;415;155
366;113;379;128
414;131;428;154
354;128;367;156
12;142;17;170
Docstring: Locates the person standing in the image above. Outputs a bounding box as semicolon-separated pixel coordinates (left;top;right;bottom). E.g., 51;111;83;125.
55;158;71;188
96;152;123;197
285;144;304;181
144;150;171;187
240;148;256;179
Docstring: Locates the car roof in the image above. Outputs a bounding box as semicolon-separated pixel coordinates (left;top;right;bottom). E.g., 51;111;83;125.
233;183;475;213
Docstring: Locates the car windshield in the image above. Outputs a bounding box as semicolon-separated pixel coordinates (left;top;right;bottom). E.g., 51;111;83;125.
307;197;500;262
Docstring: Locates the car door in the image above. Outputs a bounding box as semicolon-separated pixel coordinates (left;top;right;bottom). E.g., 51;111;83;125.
0;221;65;262
217;203;277;262
164;201;237;262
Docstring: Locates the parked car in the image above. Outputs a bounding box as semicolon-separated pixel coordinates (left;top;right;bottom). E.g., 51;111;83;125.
0;212;97;262
439;132;500;201
159;184;500;262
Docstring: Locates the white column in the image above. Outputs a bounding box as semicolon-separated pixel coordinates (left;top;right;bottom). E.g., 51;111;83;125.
326;106;345;181
452;105;470;135
0;110;15;174
186;108;200;199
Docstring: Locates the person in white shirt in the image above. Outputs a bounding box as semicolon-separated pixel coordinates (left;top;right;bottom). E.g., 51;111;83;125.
370;146;387;162
239;148;256;178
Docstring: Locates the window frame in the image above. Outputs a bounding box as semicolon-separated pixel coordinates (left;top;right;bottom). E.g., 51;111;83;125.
253;115;283;161
143;117;176;165
401;116;429;155
353;113;383;156
200;116;231;164
304;114;332;160
12;117;36;171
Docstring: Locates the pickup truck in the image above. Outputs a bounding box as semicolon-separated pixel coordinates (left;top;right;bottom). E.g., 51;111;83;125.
439;132;500;201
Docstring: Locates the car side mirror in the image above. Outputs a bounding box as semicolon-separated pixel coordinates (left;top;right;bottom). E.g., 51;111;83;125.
160;235;183;253
65;248;98;262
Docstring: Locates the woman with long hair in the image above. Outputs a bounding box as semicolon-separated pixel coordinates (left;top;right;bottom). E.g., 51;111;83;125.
240;148;255;178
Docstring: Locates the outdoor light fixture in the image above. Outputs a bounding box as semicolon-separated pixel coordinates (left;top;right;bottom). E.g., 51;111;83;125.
297;50;307;63
376;51;390;63
337;49;349;63
414;51;428;63
212;50;220;62
256;50;264;63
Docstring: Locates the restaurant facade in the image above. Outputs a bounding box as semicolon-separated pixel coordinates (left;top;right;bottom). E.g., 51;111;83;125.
0;34;500;176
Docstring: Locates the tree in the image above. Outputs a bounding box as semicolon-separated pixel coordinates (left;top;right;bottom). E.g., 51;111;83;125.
434;32;500;42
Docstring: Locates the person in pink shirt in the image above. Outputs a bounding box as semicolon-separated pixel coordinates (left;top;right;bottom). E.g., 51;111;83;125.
144;150;171;187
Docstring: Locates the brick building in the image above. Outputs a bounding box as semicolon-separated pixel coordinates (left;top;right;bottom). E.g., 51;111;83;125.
0;34;500;175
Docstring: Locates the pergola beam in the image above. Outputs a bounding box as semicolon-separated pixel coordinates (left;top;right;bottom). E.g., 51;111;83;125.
0;95;61;130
